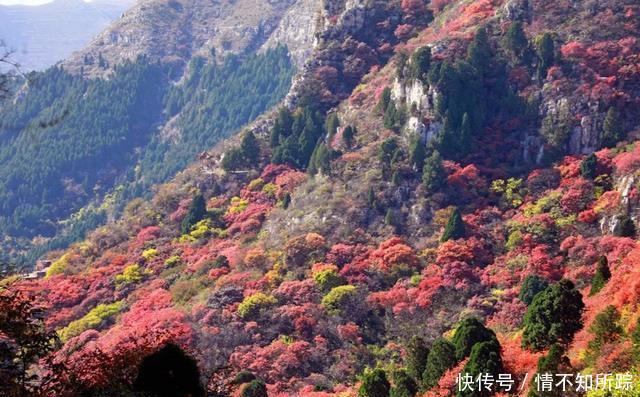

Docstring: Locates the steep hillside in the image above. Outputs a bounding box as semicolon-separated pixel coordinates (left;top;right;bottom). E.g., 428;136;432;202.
0;0;134;71
2;0;640;397
0;0;331;266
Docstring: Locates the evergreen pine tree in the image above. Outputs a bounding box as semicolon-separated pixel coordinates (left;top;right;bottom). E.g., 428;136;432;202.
589;256;611;296
457;340;503;397
240;131;260;160
409;47;431;83
602;107;623;147
378;87;392;114
580;153;597;179
503;21;529;63
535;32;554;79
181;194;207;234
519;275;549;305
441;207;465;242
359;368;391;397
458;112;472;156
422;150;445;194
466;27;491;73
422;339;457;390
409;136;426;171
390;370;417;397
368;186;376;209
522;279;585;351
343;125;356;148
326;113;340;138
613;215;635;237
451;318;497;360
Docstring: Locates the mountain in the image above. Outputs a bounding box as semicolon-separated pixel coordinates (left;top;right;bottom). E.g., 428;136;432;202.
2;0;640;396
0;0;135;71
0;0;326;266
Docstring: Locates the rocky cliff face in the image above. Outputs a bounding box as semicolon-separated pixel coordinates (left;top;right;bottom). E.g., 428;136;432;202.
63;0;324;76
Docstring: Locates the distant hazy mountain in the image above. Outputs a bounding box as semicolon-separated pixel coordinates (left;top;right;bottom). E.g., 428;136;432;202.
0;0;135;71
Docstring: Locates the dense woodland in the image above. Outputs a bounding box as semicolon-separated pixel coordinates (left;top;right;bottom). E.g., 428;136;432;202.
0;47;294;267
2;0;640;396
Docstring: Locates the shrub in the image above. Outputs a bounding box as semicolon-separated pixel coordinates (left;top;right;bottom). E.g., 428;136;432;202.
237;293;277;319
115;264;150;287
313;267;346;292
46;253;71;278
522;279;584;351
164;255;182;267
58;301;124;341
321;285;358;316
239;379;268;397
141;248;158;261
359;368;390;397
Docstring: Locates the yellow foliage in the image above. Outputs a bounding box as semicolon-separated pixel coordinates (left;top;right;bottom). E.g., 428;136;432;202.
141;248;158;261
115;264;150;287
58;301;124;342
46;254;70;278
227;196;249;215
237;292;278;319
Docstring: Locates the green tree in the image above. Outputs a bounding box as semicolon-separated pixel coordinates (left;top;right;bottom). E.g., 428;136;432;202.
270;108;293;147
587;305;623;354
536;343;566;374
422;150;445;194
459;112;472;156
535;33;554;79
240;131;260;160
580;153;598;179
602;107;623;147
503;21;529;63
221;149;246;171
422;338;457;389
452;318;497;360
589;256;611;296
326;112;340;138
343;125;356;148
390;370;417;397
631;317;640;361
441;207;465;242
359;368;391;397
409;47;431;83
380;138;399;165
181;194;207;234
409;136;426;171
467;27;492;73
405;336;429;384
522;279;585;351
519;275;549;305
613;215;636;237
457;340;503;397
378;87;392;114
308;143;332;176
